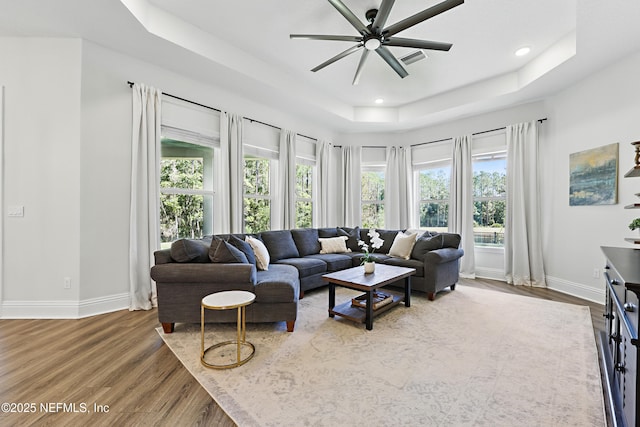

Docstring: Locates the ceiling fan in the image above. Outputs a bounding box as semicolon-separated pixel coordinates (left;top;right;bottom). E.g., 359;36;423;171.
290;0;464;85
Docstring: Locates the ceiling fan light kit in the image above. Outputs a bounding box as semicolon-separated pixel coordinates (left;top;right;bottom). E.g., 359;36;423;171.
290;0;464;85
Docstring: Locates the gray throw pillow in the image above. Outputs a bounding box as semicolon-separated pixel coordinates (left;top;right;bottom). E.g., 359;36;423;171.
210;241;249;264
228;235;256;266
170;239;210;263
337;227;360;252
411;234;445;261
259;230;300;261
291;228;321;256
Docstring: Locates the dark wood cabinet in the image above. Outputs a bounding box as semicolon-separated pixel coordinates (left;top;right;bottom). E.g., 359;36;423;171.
602;246;640;427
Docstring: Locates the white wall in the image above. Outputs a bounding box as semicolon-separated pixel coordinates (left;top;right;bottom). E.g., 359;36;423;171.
0;37;337;318
541;50;640;303
0;38;82;317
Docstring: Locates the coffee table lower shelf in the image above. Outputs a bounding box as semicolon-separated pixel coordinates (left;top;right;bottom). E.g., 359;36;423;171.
329;290;404;325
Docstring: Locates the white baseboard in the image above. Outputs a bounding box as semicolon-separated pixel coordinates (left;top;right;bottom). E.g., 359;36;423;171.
475;267;505;282
1;293;130;319
473;269;605;305
545;276;605;305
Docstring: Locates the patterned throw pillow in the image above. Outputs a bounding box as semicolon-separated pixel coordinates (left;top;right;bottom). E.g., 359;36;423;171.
318;236;351;254
387;231;418;260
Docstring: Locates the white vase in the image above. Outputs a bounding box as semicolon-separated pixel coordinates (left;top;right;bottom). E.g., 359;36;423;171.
364;261;375;274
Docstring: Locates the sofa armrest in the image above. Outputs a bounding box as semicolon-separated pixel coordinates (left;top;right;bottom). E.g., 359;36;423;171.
151;263;257;285
424;247;464;264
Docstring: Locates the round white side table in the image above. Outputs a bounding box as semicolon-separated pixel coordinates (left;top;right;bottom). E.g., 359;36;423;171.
200;290;256;369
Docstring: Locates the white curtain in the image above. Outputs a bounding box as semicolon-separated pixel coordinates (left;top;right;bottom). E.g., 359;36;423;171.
316;139;332;227
279;129;297;229
219;112;244;233
505;121;546;287
450;135;476;278
129;83;161;310
385;146;414;229
341;146;362;227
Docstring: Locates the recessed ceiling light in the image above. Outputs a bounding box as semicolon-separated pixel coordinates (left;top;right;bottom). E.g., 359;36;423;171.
515;46;531;57
375;98;384;104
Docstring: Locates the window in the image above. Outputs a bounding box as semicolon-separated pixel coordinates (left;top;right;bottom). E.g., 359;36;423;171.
416;162;450;232
473;151;506;246
361;169;385;228
296;163;313;228
160;138;214;247
243;155;272;233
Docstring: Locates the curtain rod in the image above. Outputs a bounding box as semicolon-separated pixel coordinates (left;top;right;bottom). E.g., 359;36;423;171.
127;81;318;142
411;118;548;148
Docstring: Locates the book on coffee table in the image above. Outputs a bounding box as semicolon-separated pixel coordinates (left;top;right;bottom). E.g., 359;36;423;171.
351;291;394;310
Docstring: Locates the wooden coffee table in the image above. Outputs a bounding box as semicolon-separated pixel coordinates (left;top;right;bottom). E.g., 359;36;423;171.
322;264;416;330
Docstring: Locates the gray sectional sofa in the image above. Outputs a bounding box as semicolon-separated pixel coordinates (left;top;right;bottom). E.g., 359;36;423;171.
150;227;464;333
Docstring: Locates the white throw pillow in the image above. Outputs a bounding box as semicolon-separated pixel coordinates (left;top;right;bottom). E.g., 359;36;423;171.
245;236;270;270
318;236;351;254
387;231;418;260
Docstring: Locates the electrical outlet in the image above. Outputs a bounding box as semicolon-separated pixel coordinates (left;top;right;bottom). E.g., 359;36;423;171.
593;268;600;279
64;277;71;289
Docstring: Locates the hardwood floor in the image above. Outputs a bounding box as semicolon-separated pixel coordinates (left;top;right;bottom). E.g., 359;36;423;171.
0;278;605;427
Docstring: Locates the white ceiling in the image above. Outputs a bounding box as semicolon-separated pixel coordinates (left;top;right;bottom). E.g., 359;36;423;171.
1;0;639;132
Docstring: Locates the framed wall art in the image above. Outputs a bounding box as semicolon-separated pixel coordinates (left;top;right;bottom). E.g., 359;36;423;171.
569;143;618;206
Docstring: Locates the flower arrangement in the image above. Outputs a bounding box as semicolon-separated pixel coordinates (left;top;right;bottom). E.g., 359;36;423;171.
629;218;640;231
358;229;384;264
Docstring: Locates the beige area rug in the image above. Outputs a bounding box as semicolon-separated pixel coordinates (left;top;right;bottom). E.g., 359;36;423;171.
157;286;605;426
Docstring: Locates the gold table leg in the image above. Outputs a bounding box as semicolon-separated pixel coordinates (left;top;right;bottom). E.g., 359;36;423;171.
201;304;255;369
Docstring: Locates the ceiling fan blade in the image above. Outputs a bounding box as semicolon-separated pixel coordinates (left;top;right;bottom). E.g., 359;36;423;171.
352;49;370;85
375;46;408;78
371;0;395;34
383;0;464;37
384;37;452;51
290;34;362;42
327;0;371;35
311;44;363;72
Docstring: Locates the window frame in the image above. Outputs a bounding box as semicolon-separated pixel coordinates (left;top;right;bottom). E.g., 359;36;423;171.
159;135;215;247
361;166;386;229
243;153;277;233
414;159;451;232
295;160;315;228
472;150;507;247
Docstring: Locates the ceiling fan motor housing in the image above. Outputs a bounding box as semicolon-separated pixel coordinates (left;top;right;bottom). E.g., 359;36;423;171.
365;8;378;24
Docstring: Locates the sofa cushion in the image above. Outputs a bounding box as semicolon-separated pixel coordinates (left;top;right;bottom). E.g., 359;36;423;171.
254;264;299;303
318;227;339;238
170;238;210;263
351;252;391;267
337;226;361;252
291;228;321;256
260;230;300;261
306;253;353;272
318;236;350;254
387;231;418;260
245;236;270;270
411;234;445;261
228;235;256;266
381;257;424;277
275;257;327;278
441;233;462;249
210;241;249;264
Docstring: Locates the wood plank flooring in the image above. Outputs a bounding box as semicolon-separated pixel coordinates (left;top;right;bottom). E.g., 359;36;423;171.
0;278;605;426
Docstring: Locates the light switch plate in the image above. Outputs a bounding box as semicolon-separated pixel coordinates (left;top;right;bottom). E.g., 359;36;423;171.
8;206;24;217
